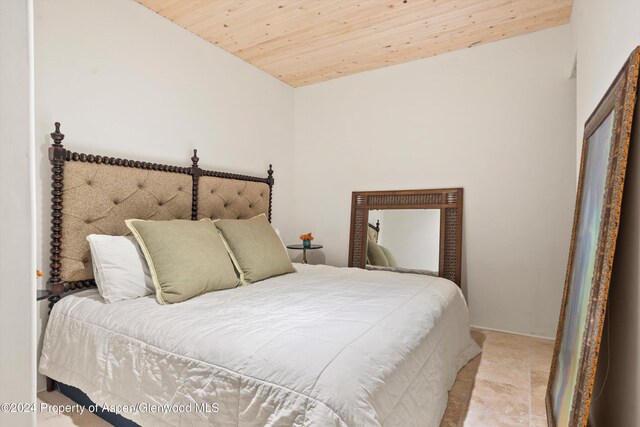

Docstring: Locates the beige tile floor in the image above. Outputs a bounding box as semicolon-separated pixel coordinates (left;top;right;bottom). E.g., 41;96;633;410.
441;328;554;427
37;328;553;427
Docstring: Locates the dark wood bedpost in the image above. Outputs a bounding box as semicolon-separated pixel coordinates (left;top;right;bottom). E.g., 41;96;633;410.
48;123;66;298
191;149;200;220
47;122;66;393
267;164;274;222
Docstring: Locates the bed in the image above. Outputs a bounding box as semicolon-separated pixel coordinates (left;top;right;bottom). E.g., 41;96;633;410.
39;123;479;426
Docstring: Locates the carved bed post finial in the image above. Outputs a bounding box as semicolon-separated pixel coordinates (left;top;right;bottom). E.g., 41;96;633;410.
191;149;199;168
190;149;201;221
267;164;274;187
48;122;67;298
267;164;274;222
51;122;65;146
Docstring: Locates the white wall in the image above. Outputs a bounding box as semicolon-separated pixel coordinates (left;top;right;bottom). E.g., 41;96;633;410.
573;0;640;159
570;1;640;425
30;0;584;394
377;209;440;272
0;0;36;425
34;0;295;390
294;25;577;338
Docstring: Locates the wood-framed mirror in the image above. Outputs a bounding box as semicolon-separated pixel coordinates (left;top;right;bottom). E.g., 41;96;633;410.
348;188;463;286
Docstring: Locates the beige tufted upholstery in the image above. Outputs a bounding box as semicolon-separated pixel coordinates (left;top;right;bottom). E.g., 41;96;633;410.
367;226;379;242
197;175;270;221
60;161;192;281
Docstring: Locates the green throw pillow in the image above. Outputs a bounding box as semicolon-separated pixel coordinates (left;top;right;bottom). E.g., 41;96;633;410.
367;238;390;267
379;244;399;268
214;214;295;284
126;219;239;304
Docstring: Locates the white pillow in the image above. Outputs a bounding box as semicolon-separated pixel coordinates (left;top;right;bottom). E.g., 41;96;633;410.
86;234;154;303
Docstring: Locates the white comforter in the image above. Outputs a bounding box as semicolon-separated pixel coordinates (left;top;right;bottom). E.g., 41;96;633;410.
40;264;480;427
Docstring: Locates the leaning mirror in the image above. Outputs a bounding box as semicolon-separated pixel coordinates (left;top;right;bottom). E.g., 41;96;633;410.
348;188;463;286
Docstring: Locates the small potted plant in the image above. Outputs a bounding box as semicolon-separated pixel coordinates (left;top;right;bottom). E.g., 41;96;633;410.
300;233;314;248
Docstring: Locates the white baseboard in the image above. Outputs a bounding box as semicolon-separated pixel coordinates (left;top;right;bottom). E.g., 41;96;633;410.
471;324;555;341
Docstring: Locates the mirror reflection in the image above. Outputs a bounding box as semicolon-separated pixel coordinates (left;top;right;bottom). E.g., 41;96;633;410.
366;209;440;276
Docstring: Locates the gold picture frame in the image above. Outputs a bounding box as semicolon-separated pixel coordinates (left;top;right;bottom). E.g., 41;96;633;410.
546;47;640;427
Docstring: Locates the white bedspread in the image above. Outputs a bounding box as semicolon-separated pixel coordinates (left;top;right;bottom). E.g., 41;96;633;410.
40;264;480;426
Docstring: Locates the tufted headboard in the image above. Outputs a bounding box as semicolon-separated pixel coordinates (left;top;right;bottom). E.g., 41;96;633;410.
47;123;274;305
197;172;270;221
59;161;193;282
367;221;380;243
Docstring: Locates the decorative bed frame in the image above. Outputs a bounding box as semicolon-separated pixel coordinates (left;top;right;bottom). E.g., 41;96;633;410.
46;122;275;310
45;122;275;396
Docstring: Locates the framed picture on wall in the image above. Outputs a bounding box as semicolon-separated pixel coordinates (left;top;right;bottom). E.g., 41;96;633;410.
546;46;640;427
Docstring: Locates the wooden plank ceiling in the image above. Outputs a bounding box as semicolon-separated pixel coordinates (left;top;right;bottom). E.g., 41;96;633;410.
137;0;573;87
